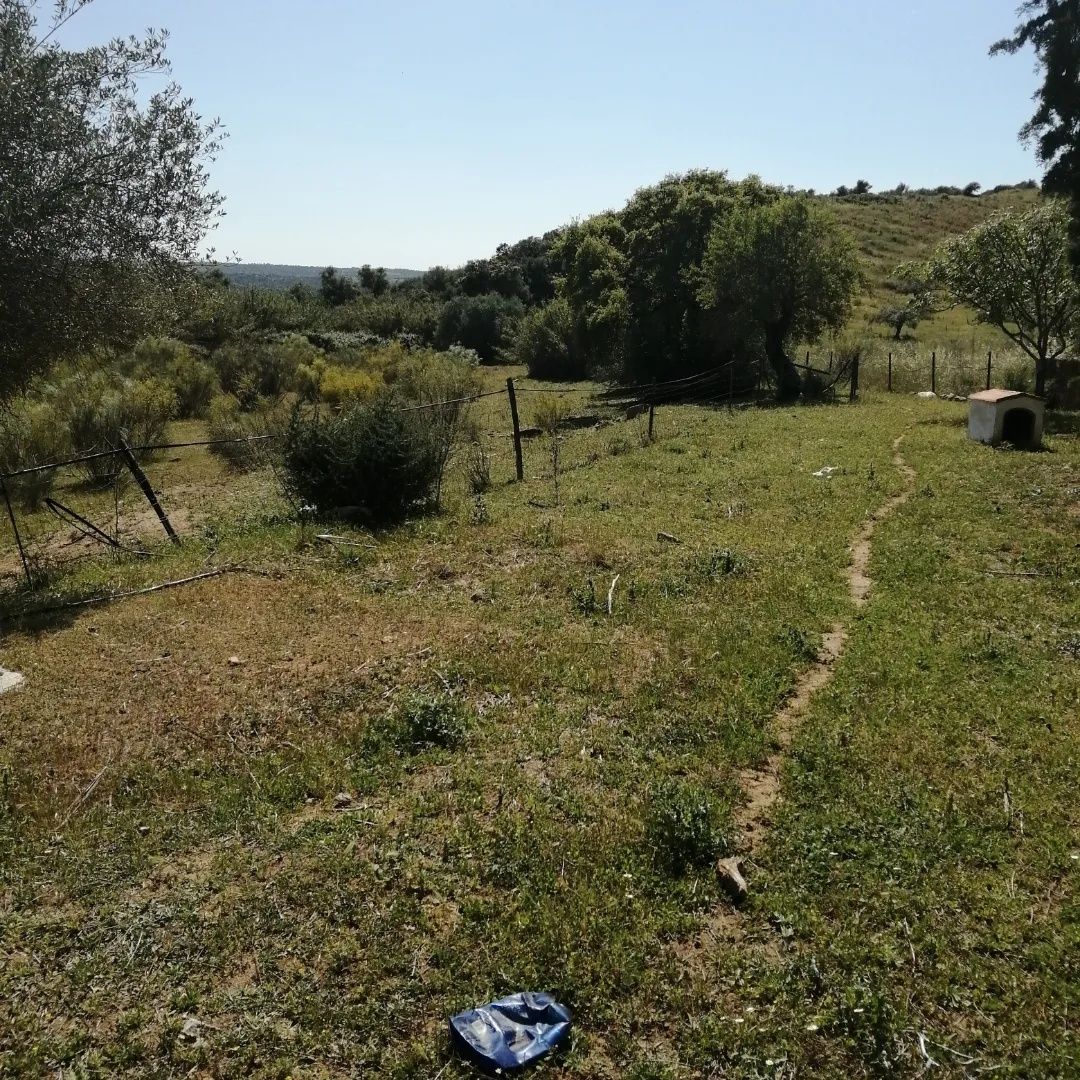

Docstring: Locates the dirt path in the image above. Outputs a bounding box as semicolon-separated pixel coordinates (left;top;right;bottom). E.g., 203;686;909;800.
730;434;916;860
661;429;919;965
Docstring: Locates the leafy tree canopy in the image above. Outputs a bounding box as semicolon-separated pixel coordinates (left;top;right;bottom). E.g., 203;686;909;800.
928;201;1077;398
699;196;863;397
555;171;861;395
993;0;1080;274
0;0;223;395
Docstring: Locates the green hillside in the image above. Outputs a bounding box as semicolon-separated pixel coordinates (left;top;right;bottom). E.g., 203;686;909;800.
821;184;1042;345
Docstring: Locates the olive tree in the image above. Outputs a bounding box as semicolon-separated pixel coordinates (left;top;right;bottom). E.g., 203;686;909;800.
698;196;862;399
929;202;1077;398
0;0;224;395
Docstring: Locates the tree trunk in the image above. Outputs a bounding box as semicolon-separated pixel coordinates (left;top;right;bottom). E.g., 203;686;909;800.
764;322;802;401
1036;353;1060;405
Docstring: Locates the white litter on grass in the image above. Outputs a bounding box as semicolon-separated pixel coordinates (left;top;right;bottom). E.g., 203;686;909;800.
0;667;25;695
812;465;839;478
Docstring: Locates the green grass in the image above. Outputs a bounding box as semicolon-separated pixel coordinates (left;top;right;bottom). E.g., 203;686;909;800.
0;385;1076;1077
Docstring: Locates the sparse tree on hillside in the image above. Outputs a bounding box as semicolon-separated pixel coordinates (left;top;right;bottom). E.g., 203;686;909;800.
319;266;358;306
929;201;1077;398
853;179;873;195
698;196;863;399
0;0;224;395
876;262;944;340
360;264;389;297
993;1;1080;276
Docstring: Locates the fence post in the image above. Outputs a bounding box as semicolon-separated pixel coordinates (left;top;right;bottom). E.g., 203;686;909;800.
986;350;993;390
887;351;893;392
728;362;735;412
931;350;937;394
506;378;524;482
648;403;656;440
1;476;33;588
118;440;181;545
849;352;860;402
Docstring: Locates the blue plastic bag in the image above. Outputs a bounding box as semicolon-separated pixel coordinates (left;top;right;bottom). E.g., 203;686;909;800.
449;991;572;1072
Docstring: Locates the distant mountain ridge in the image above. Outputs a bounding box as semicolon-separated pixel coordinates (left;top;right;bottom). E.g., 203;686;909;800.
218;263;423;291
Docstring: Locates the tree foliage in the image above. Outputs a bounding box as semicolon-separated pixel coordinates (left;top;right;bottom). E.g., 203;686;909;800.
0;0;223;395
555;172;861;397
993;1;1080;274
928;201;1078;398
699;196;862;398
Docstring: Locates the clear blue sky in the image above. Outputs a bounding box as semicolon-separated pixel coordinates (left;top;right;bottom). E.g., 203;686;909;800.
57;0;1042;269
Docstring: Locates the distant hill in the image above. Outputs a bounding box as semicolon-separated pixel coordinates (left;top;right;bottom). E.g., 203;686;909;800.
218;263;423;291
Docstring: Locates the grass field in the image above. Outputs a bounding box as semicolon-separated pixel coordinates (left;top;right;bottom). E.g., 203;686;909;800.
0;373;1077;1077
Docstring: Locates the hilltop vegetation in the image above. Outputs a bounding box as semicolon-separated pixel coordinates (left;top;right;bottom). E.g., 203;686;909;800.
219;264;422;291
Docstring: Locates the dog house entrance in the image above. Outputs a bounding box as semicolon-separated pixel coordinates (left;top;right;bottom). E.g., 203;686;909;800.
1001;407;1037;447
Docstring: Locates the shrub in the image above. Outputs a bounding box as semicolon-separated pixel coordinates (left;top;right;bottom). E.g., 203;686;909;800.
646;779;731;874
50;370;177;482
435;292;524;363
1000;361;1035;394
212;334;325;406
319;364;381;408
280;388;452;522
0;397;68;508
206;394;291;469
393;690;468;751
131;338;220;418
510;298;586;379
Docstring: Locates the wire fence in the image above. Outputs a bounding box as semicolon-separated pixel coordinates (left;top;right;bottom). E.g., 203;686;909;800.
3;346;988;592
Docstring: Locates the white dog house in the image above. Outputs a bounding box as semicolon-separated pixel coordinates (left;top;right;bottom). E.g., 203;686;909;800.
968;389;1045;448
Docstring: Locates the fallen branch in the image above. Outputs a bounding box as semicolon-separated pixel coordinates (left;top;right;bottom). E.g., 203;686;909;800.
10;567;246;619
657;531;682;544
58;755;114;829
315;534;377;550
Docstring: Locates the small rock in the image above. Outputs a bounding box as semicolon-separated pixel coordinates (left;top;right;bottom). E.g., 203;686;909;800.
333;791;353;809
179;1017;204;1043
716;856;748;903
915;390;937;399
228;655;242;666
0;668;25;696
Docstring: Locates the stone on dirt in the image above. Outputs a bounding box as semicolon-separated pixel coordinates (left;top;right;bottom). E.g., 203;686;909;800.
0;668;25;695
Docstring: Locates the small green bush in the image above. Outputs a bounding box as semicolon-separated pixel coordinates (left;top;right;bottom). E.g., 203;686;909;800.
0;398;67;508
136;340;222;418
646;779;731;874
207;394;291;469
511;298;587;380
50;371;177;483
280;389;452;522
393;690;468;751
